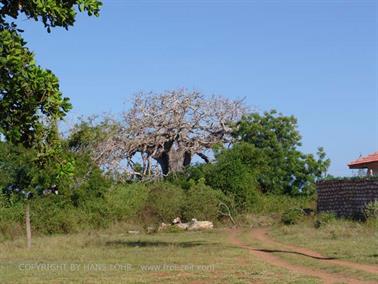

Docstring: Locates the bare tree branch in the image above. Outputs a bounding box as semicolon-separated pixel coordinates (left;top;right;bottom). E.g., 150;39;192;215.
70;90;247;180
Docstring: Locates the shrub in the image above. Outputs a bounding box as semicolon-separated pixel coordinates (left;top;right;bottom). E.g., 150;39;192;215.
80;198;111;229
281;208;304;225
106;183;149;222
140;182;185;224
0;194;24;240
205;155;260;212
364;200;378;220
314;212;337;228
182;181;224;221
30;196;84;234
249;194;314;215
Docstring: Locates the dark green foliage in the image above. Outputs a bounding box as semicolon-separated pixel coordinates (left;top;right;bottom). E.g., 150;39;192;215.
140;182;185;224
249;194;315;215
67;117;118;153
178;110;330;211
0;140;111;236
281;208;304;225
0;0;101;147
234;110;302;150
0;0;101;148
364;201;378;220
0;142;35;190
233;110;330;195
0;145;110;238
321;176;378;181
0;141;109;199
178;144;263;211
314;212;337;228
106;183;150;222
1;1;102;31
204;147;260;211
106;181;230;225
0;193;23;239
0;2;103;245
0;29;72;147
182;180;225;221
79;197;111;228
30;196;83;234
67;153;110;206
13;193;109;236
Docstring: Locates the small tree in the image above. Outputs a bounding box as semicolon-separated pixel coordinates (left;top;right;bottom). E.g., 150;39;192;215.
0;0;102;248
233;110;330;195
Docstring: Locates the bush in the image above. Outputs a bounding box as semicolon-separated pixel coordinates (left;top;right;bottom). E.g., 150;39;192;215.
281;208;304;225
314;212;337;228
249;194;314;215
205;155;260;212
80;198;111;229
0;194;24;240
364;201;378;220
140;182;185;224
106;183;149;222
182;181;224;221
30;196;84;234
0;139;114;237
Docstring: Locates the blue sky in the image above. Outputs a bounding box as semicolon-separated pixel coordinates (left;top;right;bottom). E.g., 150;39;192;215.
17;0;377;176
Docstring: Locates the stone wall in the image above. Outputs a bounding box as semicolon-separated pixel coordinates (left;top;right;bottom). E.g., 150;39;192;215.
316;178;378;219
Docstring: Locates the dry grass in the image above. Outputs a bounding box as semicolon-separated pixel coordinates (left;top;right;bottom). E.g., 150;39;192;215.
0;224;319;284
1;219;376;283
270;219;378;265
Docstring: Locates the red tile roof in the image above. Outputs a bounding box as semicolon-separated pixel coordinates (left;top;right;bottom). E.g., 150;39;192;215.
348;151;378;168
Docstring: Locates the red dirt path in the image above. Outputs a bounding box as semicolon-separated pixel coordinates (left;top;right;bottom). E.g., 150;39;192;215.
228;228;378;284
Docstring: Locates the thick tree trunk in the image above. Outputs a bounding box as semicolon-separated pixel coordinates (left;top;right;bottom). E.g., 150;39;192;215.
167;145;193;174
25;202;32;249
183;152;192;167
156;153;170;176
168;146;185;173
155;142;192;175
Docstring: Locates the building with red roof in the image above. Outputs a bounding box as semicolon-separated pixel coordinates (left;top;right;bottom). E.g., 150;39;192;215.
348;151;378;176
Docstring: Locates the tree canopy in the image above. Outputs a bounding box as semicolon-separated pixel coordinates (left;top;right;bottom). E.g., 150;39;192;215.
0;0;102;147
0;0;101;31
0;29;72;147
69;90;246;178
233;110;330;195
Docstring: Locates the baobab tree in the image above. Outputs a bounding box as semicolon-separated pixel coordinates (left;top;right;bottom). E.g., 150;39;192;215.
70;90;246;178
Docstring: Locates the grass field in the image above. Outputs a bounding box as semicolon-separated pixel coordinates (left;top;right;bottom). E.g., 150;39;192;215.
0;222;377;283
270;220;378;265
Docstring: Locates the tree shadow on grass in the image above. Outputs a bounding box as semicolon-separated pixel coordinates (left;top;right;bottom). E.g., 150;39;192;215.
105;240;218;248
255;248;337;260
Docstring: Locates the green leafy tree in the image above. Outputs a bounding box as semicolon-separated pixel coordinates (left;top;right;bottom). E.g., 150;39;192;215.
0;0;102;147
202;143;263;211
0;29;71;147
0;0;102;248
233;110;330;195
0;1;101;30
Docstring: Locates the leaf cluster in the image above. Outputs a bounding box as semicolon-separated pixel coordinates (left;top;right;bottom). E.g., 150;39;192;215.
1;0;102;31
233;110;330;195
